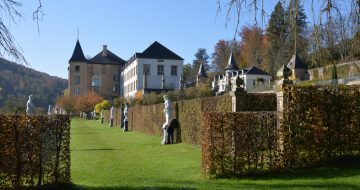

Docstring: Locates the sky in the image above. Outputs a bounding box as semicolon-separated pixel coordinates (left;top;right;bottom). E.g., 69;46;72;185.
5;0;351;79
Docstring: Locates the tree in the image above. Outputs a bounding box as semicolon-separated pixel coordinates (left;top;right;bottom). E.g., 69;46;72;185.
211;40;242;74
192;48;210;74
266;2;287;75
0;0;43;64
75;91;103;113
182;63;194;84
238;26;268;70
285;0;308;59
56;94;76;114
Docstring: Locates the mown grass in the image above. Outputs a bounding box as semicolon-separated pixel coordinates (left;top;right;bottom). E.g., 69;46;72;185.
69;118;360;190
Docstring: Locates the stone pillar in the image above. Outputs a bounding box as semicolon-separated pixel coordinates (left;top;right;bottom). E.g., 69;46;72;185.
275;79;292;153
143;73;147;90
229;75;245;112
161;74;165;89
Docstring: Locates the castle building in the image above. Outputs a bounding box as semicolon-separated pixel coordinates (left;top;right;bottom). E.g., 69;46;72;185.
212;52;272;93
68;40;183;99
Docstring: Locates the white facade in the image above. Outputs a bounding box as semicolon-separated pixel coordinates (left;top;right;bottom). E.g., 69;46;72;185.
213;68;272;93
121;58;183;97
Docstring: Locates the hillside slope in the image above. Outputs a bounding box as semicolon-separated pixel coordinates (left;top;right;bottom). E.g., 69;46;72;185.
0;58;67;113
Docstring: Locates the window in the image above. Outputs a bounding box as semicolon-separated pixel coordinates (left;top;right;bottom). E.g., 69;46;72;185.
91;75;101;87
143;64;150;75
112;84;119;92
113;74;119;81
157;59;164;62
75;65;80;72
74;88;80;95
157;65;164;75
171;65;177;76
75;75;80;84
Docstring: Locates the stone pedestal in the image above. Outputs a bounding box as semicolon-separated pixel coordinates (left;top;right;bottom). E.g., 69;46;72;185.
229;89;245;112
275;79;293;152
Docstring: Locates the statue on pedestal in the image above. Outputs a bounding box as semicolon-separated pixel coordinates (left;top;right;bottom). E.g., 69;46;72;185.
109;106;114;127
47;105;52;116
123;103;129;131
162;95;172;144
26;95;35;115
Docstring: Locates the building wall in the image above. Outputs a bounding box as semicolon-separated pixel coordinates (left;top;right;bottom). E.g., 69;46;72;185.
89;64;121;99
122;58;183;98
69;61;122;99
68;61;89;96
243;75;272;90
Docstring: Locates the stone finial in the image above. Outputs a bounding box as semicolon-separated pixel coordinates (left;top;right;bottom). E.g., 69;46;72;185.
277;64;292;80
231;75;245;92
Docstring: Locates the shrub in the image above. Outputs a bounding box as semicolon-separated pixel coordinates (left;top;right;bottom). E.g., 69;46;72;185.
0;115;71;188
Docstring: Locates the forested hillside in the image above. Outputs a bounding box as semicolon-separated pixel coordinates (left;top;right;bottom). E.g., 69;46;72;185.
0;58;67;113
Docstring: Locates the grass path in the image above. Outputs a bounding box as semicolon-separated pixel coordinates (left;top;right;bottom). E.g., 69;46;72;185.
70;118;360;190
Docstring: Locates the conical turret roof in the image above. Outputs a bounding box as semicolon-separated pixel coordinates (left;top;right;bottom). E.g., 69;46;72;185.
69;40;86;62
224;52;239;71
287;54;307;69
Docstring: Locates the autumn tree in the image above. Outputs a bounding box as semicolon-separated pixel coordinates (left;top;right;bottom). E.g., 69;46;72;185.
56;94;76;114
238;26;268;70
75;91;103;114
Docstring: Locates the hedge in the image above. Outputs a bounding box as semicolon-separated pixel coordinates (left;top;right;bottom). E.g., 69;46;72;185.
128;95;232;145
0;115;71;189
201;112;280;176
201;85;360;177
282;85;360;167
235;93;276;111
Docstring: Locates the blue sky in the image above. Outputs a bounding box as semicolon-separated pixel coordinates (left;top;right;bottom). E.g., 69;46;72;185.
6;0;350;79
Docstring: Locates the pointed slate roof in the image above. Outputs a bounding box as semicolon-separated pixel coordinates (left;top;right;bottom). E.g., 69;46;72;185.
89;49;126;65
69;40;86;62
137;41;183;60
225;52;239;71
244;66;270;75
287;54;307;69
196;62;208;78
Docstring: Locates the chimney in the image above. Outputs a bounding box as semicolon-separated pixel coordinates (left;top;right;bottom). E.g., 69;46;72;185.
102;45;108;57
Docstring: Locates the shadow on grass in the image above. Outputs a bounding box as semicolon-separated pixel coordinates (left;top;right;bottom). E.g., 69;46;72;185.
51;157;360;190
71;148;124;152
213;155;360;180
247;155;360;180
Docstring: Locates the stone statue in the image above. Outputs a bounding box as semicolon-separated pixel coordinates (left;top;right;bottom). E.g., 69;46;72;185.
47;104;52;116
123;103;129;131
26;95;35;115
162;95;172;144
54;105;58;114
109;106;114;127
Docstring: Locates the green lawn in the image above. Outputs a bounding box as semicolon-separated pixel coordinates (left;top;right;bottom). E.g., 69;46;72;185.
69;118;360;190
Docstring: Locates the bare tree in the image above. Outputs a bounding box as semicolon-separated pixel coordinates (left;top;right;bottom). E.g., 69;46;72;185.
0;0;43;65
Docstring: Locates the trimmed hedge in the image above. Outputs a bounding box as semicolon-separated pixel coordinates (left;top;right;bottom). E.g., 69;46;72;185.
201;112;280;176
236;93;276;111
282;85;360;167
0;115;71;189
128;95;232;145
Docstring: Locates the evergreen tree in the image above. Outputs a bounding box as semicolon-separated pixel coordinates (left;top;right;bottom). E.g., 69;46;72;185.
192;48;210;73
266;2;287;75
285;0;308;60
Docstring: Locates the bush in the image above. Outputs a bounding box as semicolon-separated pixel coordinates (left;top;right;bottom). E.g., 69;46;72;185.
0;115;71;188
